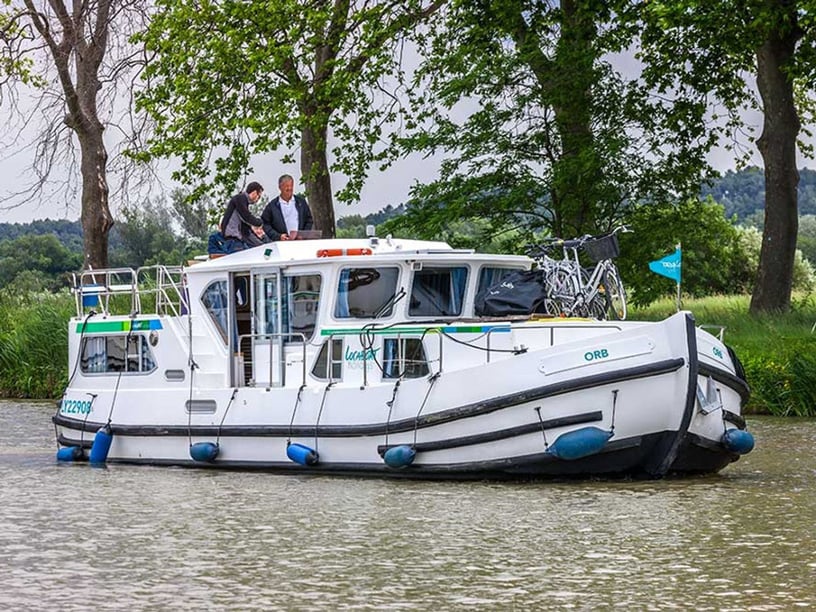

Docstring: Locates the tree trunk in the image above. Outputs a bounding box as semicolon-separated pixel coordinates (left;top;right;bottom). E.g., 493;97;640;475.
750;3;801;315
550;0;599;237
78;128;114;269
301;119;336;238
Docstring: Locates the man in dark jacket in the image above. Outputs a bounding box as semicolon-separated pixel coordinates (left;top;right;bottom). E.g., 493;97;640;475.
261;174;315;241
218;181;267;250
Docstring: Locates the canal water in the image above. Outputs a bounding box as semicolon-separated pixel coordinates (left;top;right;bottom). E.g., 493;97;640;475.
1;400;814;610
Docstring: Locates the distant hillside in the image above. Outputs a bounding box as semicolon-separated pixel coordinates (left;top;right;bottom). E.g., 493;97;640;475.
0;218;84;251
701;167;816;220
0;218;124;252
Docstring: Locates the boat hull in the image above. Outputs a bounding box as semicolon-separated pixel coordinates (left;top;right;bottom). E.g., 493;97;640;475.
54;312;751;479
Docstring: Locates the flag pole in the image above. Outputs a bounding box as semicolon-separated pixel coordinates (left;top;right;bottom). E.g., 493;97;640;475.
675;242;681;312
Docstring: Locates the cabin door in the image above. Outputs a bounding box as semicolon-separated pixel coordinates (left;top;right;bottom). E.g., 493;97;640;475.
251;271;285;387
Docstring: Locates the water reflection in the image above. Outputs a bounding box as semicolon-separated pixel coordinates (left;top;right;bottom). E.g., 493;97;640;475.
1;402;814;610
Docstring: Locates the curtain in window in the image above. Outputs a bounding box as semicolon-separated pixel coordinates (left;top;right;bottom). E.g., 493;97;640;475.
450;268;467;315
383;338;399;378
335;269;351;318
82;337;107;373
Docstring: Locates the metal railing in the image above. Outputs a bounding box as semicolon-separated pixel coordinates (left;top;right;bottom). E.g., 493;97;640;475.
236;332;307;388
73;265;187;317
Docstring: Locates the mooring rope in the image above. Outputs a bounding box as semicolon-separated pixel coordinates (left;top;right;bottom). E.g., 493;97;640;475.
384;378;402;448
313;382;334;453
287;384;307;443
412;372;440;447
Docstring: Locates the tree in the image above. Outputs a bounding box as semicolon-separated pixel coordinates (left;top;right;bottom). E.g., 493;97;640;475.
136;0;444;238
388;0;722;242
0;0;151;269
111;197;205;268
0;233;82;290
637;0;816;313
617;199;753;306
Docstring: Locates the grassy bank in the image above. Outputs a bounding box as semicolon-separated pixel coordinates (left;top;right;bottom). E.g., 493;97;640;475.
0;289;813;415
0;290;73;399
632;293;816;416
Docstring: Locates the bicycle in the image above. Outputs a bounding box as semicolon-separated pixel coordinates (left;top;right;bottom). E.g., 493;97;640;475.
528;226;630;320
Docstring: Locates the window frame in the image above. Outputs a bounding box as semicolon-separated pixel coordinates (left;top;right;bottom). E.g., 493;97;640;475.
407;265;469;318
79;334;157;376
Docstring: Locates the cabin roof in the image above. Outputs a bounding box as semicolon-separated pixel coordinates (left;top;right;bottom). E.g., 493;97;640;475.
186;237;530;273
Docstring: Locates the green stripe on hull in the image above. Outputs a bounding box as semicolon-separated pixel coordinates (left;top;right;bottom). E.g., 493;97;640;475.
75;319;163;333
321;324;510;336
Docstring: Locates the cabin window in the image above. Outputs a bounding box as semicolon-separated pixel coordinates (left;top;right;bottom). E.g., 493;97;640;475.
201;280;229;342
383;338;430;379
335;267;400;319
312;338;343;381
477;267;523;296
408;267;468;317
80;335;157;374
255;274;322;343
286;275;321;341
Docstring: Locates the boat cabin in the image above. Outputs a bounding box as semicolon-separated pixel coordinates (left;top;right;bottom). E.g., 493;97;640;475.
72;237;531;391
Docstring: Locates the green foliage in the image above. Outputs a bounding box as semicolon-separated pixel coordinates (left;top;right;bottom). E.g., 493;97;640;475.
796;215;816;264
392;0;725;241
617;198;753;306
0;289;74;398
702;167;816;220
0;219;85;252
631;293;816;416
0;234;82;290
737;225;815;292
111;198;205;268
167;188;212;240
135;0;437;206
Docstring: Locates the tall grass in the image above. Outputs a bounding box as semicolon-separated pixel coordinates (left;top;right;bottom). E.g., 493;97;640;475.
632;293;816;416
0;289;74;398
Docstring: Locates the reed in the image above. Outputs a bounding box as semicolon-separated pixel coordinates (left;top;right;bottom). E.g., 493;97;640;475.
631;293;816;416
0;290;73;398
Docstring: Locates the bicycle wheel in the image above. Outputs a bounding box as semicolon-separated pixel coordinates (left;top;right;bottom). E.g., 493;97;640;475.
602;267;627;320
543;267;574;316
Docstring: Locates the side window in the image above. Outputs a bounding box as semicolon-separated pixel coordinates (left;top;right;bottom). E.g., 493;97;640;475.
383;338;429;379
409;267;468;317
477;267;522;296
80;335;156;374
201;279;229;342
312;338;343;381
335;267;400;319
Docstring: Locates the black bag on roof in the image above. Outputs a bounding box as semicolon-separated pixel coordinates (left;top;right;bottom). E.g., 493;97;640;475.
474;269;548;316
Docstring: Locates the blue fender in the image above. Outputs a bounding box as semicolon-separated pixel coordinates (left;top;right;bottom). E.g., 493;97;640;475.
287;443;319;466
721;429;755;454
548;426;613;461
190;442;220;463
383;445;416;468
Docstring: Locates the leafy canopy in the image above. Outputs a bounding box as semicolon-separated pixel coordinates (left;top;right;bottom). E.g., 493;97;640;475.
136;0;437;205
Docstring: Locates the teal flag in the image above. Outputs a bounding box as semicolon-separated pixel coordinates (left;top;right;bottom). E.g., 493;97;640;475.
649;247;682;283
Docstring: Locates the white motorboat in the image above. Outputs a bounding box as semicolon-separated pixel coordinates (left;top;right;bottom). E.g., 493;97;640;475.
53;235;754;478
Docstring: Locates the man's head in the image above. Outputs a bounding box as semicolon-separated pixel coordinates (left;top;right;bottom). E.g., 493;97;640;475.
278;174;295;201
246;181;264;203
